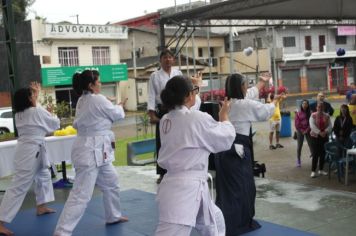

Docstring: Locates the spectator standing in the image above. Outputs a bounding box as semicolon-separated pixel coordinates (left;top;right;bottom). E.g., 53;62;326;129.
310;92;334;116
333;104;353;148
309;102;332;178
268;92;286;150
348;94;356;127
294;99;312;167
346;82;356;103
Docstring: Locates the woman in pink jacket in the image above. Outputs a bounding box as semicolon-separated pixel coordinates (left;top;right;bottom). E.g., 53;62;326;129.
294;99;312;167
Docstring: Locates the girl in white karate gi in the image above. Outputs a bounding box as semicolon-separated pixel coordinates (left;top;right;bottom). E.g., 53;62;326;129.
54;70;128;236
155;76;236;236
0;82;60;236
214;73;275;236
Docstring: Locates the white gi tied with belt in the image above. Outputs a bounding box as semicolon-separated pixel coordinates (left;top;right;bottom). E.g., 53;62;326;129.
156;106;235;235
0;106;60;223
54;93;125;236
147;68;201;111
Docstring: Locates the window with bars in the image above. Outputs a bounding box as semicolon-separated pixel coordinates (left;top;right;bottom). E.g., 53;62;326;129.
58;47;79;66
92;47;111;65
253;37;263;48
283;36;296;47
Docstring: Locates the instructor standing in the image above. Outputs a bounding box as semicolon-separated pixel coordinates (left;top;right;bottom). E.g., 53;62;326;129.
148;49;201;184
148;49;182;184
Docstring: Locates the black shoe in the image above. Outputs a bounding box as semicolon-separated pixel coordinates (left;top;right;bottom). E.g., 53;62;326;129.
269;145;276;150
276;143;284;148
156;175;163;184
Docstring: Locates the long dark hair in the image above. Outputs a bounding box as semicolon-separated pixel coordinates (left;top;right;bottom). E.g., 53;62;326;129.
161;76;193;111
300;99;311;119
72;70;99;96
340;104;351;119
225;73;247;99
14;88;33;113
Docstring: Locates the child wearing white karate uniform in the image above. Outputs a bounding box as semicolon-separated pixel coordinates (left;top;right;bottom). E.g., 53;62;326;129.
155;76;236;236
0;82;60;236
54;70;127;236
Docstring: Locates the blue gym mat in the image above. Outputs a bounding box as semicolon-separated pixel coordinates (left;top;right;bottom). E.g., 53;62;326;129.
5;189;316;236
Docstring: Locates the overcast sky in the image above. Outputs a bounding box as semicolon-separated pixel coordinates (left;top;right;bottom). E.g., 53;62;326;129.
28;0;203;25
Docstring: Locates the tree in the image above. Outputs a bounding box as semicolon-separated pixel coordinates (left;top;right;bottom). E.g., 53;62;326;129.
1;0;35;24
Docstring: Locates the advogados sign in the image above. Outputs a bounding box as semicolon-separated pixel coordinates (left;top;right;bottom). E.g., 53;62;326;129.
44;24;128;39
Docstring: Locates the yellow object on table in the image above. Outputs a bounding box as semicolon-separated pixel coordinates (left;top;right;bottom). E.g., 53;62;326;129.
54;125;77;136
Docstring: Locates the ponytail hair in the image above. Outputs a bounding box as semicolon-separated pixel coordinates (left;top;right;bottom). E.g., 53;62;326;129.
72;70;99;96
14;88;33;112
225;73;247;99
161;76;193;111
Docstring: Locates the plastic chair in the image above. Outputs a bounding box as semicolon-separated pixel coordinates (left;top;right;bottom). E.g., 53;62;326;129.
324;141;342;181
350;131;356;147
342;131;356;184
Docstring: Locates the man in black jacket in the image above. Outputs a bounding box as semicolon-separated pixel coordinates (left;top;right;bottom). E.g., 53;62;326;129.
310;92;334;116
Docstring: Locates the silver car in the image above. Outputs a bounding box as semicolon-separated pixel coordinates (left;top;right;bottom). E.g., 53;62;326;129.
0;107;14;134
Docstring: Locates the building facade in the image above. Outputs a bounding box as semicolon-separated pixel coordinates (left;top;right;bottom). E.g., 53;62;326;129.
31;19;129;110
234;26;356;94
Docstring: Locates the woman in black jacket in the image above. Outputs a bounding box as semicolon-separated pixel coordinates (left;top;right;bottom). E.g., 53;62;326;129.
333;104;354;148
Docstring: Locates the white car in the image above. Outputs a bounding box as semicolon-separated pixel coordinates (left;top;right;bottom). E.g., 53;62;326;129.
0;107;14;134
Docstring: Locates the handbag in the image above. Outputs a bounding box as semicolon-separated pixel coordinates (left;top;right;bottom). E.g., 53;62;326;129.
293;131;298;140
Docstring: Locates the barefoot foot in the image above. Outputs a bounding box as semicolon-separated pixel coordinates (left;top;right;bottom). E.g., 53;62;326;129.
0;224;14;236
106;216;129;225
36;205;56;216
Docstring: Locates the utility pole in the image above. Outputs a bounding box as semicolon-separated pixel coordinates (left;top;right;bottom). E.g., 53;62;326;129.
272;27;278;94
1;0;19;136
229;20;234;74
71;14;79;24
132;33;137;78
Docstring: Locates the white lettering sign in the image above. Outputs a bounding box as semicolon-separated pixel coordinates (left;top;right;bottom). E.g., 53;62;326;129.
44;24;128;39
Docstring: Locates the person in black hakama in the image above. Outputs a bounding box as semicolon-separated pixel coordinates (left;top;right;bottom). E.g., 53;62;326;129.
214;73;275;235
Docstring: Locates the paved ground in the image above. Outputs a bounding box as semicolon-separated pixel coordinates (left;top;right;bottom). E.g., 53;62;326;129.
114;99;356;193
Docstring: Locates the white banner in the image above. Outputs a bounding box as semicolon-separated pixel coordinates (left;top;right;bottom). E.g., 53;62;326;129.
44;24;128;39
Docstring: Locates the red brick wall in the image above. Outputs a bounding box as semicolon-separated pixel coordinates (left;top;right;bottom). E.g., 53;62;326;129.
0;92;11;107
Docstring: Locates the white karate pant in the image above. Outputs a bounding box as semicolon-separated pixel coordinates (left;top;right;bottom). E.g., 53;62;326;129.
54;162;122;236
0;153;54;223
155;202;225;236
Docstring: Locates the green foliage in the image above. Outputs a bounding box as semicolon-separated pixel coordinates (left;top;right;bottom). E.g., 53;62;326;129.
0;132;15;141
54;101;71;119
8;0;35;23
138;113;151;138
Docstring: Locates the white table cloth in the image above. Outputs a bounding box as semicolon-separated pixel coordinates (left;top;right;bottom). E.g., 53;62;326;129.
0;135;76;178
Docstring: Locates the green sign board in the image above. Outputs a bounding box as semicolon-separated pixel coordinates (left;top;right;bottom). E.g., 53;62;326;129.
41;64;128;87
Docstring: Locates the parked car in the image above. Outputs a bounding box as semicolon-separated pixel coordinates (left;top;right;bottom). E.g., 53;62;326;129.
0;107;14;134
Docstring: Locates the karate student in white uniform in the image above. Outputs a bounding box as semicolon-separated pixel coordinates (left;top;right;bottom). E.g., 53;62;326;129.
0;82;60;236
54;70;128;236
155;76;236;236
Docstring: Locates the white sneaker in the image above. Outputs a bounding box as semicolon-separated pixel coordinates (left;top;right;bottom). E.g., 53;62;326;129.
310;172;316;178
318;170;328;176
